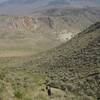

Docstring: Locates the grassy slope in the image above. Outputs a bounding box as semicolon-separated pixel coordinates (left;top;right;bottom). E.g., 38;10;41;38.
0;22;100;100
25;22;100;99
0;57;67;100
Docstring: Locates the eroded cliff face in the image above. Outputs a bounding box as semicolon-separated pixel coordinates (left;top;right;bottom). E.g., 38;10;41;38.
1;6;100;37
0;15;77;42
0;16;38;32
0;16;57;35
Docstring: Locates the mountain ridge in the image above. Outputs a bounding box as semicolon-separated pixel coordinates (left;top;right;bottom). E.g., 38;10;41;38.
0;0;100;15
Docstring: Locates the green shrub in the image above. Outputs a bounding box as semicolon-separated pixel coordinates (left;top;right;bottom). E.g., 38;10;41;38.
14;90;23;99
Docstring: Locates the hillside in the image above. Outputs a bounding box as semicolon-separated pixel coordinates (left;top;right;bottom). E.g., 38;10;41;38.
0;7;100;56
0;1;100;100
0;22;100;100
0;15;61;56
25;22;100;100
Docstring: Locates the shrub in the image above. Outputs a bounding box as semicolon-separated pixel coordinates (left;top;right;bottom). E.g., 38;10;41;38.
14;90;23;99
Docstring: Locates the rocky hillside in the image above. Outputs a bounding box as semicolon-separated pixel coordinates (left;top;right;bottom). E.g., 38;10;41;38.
0;22;99;100
24;22;100;100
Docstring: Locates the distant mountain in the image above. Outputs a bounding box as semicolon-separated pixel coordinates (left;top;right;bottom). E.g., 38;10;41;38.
0;0;41;5
0;0;100;15
70;0;100;8
0;0;51;15
0;6;99;55
47;0;70;6
1;0;100;6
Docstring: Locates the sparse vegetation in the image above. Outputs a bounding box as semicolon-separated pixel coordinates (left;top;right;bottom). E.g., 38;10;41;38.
24;22;100;100
0;14;100;99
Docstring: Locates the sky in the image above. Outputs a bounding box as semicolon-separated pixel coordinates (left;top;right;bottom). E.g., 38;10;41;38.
0;0;8;3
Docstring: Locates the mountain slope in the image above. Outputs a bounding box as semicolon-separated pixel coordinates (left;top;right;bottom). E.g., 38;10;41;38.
0;22;100;100
0;8;100;56
26;22;100;99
